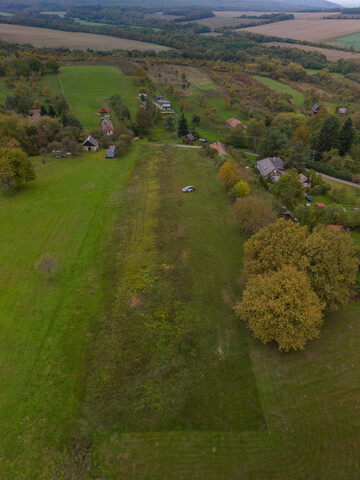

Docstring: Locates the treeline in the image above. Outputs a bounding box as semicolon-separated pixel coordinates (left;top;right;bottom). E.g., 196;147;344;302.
215;13;294;32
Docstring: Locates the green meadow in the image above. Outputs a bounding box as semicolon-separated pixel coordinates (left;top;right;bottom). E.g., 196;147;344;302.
0;146;138;477
327;32;360;50
40;65;140;129
254;75;305;107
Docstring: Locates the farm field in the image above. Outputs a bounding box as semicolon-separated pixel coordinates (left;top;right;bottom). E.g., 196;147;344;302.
0;146;138;477
213;11;340;19
254;75;304;106
264;41;360;61
0;23;169;52
40;66;140;129
242;19;360;42
328;32;360;50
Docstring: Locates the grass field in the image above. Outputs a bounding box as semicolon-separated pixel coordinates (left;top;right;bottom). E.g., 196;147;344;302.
0;146;138;477
40;66;140;129
1;141;360;477
327;32;360;50
254;76;305;106
0;10;14;16
0;23;169;52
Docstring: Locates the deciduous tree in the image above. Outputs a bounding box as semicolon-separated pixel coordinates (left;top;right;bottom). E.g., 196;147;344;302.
302;226;359;311
243;218;308;276
233;195;276;236
0;147;35;194
235;265;324;351
273;169;304;209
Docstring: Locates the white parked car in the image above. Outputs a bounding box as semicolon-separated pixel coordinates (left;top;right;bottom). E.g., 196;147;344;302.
182;186;196;193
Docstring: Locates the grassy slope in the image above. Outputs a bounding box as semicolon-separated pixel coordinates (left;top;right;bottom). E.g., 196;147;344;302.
254;75;305;107
0;146;138;477
40;66;140;129
86;146;360;479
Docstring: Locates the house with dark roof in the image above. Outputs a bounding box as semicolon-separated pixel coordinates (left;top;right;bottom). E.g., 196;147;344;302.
101;118;114;136
82;135;99;152
311;103;320;114
257;157;286;182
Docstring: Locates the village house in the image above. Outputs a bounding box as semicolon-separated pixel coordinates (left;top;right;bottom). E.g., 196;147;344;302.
338;107;347;115
101;118;114;136
28;109;41;122
226;118;247;132
186;133;196;143
311;103;320;114
154;96;172;111
257;157;286;182
106;145;116;158
82;135;99;152
210;141;228;157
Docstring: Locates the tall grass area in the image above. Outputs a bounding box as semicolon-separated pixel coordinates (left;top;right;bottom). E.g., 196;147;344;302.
40;66;140;129
254;75;305;107
0;146;138;477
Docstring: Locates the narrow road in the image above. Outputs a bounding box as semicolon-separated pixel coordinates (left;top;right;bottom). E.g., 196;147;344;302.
147;143;202;149
316;172;360;189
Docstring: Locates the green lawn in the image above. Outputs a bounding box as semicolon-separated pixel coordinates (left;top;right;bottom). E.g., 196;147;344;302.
0;10;14;16
40;66;140;129
254;75;305;107
0;146;138;477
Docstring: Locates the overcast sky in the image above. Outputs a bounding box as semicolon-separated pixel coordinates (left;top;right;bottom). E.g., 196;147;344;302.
339;0;360;4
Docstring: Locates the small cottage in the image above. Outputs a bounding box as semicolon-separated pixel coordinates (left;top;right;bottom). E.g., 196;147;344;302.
106;145;116;158
101;118;114;136
226;118;247;132
186;133;196;142
28;109;41;122
82;135;99;152
209;141;228;157
311;103;320;115
338;108;347;115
